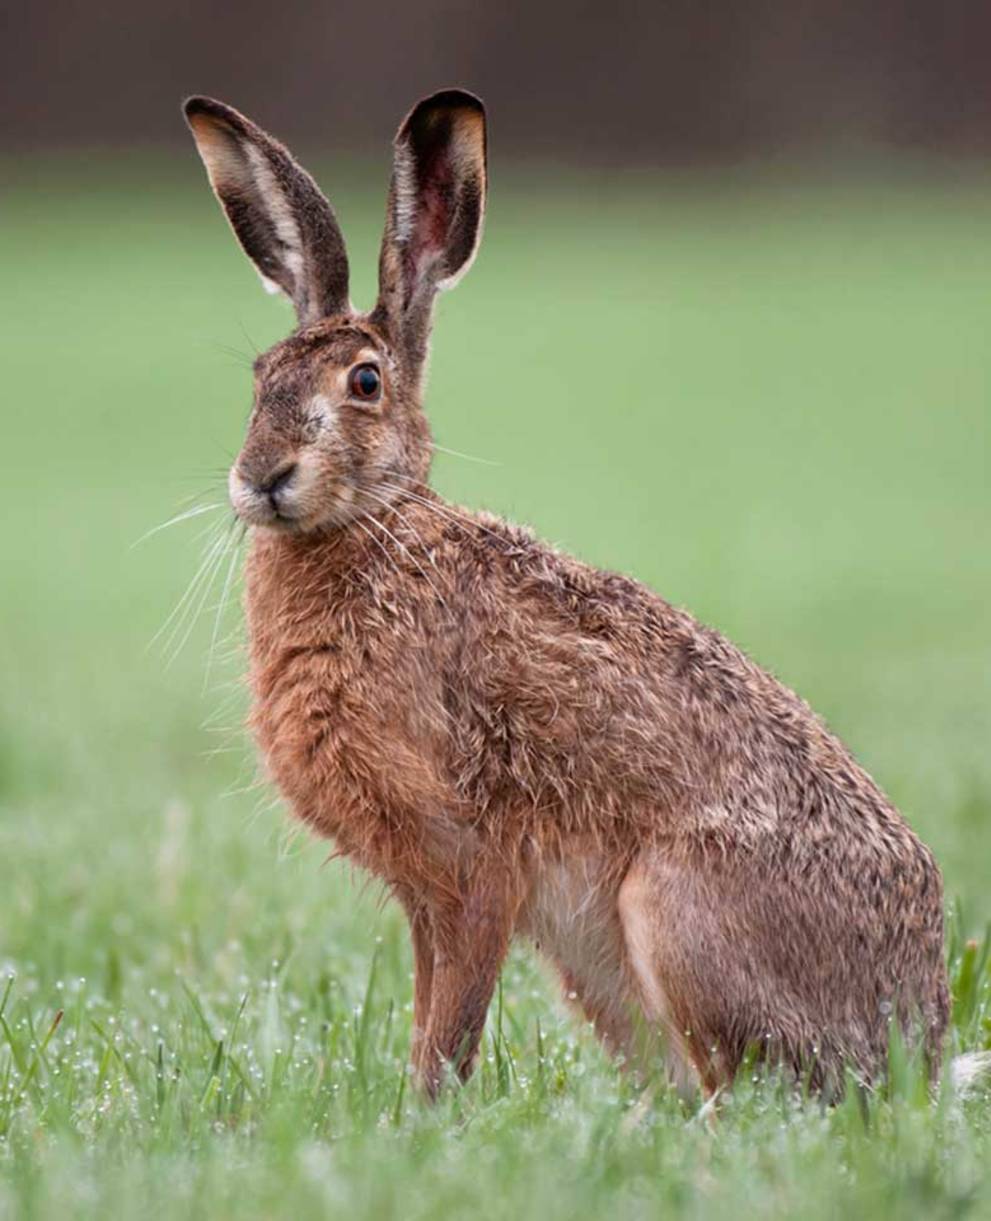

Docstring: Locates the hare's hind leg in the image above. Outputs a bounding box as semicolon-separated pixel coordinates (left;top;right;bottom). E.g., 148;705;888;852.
618;846;851;1095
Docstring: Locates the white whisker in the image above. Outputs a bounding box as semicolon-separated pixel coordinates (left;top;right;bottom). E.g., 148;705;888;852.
352;517;403;582
162;519;238;666
203;525;245;692
148;519;231;653
360;512;448;607
361;487;445;576
430;442;500;466
131;501;224;549
379;478;503;541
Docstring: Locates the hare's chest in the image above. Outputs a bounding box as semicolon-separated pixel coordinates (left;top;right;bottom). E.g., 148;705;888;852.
250;647;366;813
248;631;460;866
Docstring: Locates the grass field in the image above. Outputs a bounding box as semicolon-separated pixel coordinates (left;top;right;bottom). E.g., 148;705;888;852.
1;156;990;1218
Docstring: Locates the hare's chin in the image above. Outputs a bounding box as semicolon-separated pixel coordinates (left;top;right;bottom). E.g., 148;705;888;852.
239;499;355;536
230;495;303;532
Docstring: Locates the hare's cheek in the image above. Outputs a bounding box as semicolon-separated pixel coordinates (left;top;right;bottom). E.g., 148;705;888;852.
227;465;254;516
302;393;338;441
367;427;403;473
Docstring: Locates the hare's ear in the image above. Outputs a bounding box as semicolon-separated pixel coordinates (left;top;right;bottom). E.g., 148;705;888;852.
183;97;350;325
372;89;486;370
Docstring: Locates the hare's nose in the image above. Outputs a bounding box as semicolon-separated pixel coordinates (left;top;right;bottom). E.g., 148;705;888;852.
246;462;298;503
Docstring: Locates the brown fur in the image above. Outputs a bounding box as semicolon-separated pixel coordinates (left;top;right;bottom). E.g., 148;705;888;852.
184;90;949;1099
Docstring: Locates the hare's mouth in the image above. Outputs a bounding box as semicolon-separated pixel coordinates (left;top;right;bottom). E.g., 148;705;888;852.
228;462;309;531
232;488;359;536
231;499;299;532
259;505;303;531
234;492;324;532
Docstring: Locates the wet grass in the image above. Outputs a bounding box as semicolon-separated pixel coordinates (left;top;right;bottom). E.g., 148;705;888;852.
1;156;990;1218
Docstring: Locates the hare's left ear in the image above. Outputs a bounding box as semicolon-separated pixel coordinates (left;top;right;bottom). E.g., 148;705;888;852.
183;96;350;325
372;89;487;372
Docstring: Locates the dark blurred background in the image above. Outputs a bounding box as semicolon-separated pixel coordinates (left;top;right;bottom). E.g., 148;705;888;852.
4;0;991;164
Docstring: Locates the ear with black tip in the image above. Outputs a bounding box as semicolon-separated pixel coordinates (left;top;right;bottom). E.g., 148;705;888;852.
183;96;350;325
372;89;487;373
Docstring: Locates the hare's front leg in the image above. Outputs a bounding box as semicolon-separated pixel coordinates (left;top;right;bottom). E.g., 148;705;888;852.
416;868;521;1098
395;886;435;1078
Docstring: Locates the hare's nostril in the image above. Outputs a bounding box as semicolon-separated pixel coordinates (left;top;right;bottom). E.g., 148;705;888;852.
249;462;298;501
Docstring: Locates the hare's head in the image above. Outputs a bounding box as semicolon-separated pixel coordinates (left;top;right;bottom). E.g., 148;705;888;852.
184;91;486;533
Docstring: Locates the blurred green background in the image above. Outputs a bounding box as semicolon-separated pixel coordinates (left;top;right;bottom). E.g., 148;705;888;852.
2;3;991;1213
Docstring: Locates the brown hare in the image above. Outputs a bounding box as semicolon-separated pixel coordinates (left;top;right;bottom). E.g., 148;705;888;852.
184;89;951;1100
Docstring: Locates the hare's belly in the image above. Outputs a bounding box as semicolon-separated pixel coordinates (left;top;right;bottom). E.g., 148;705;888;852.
520;854;632;1020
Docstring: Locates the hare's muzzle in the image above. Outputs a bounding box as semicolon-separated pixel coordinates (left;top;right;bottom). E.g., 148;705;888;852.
229;460;300;528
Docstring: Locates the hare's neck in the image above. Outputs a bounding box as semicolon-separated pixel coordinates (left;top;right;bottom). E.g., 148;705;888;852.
243;524;369;663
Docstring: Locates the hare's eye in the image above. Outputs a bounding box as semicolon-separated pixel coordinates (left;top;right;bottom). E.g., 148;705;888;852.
349;363;381;402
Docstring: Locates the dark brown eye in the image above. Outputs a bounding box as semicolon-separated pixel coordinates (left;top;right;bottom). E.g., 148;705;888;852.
349;363;381;401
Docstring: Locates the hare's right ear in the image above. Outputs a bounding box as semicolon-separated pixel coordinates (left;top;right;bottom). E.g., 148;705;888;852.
372;90;487;373
183;97;350;325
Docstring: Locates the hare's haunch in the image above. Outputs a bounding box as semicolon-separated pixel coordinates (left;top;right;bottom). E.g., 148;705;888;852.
184;90;949;1098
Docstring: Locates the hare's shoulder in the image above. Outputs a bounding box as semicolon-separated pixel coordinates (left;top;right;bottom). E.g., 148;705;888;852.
446;502;687;646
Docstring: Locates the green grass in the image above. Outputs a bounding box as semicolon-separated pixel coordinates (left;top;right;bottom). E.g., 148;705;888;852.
1;156;990;1218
